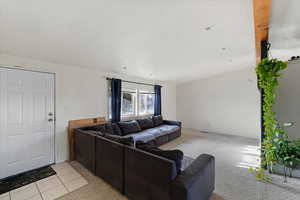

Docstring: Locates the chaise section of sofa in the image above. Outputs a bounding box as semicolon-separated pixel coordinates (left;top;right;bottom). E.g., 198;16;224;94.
124;145;215;200
124;145;177;200
171;154;215;200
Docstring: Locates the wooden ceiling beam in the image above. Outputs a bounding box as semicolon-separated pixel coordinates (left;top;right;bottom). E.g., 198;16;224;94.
253;0;272;63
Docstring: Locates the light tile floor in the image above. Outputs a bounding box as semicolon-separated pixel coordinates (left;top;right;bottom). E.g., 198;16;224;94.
0;192;10;200
2;162;87;200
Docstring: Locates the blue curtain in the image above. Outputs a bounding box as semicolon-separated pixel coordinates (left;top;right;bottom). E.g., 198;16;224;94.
154;85;162;116
111;79;122;123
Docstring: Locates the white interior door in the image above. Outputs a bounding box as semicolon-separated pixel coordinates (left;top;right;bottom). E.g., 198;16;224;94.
0;67;55;179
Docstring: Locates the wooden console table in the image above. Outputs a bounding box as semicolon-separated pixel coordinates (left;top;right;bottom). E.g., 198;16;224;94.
68;117;106;161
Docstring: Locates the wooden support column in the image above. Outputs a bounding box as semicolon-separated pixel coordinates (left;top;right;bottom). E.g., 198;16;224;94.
253;0;272;63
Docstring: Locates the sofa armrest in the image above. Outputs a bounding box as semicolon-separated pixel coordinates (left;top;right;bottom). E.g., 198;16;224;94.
163;120;182;127
171;154;215;200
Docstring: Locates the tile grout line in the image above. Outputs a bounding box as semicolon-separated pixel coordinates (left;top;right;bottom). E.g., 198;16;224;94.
56;163;88;193
53;164;89;195
55;173;70;193
5;163;86;200
35;182;44;200
51;164;70;192
10;184;42;200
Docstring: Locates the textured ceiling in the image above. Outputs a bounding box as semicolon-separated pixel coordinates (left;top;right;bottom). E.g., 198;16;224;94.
269;0;300;61
0;0;256;82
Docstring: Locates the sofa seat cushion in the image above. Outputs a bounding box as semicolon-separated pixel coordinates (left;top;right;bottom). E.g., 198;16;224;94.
158;124;180;134
138;127;166;138
146;125;180;137
126;132;155;143
118;120;142;135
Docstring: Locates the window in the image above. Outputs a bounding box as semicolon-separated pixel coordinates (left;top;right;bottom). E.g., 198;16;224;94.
121;90;137;117
139;92;154;116
108;87;155;119
108;89;112;119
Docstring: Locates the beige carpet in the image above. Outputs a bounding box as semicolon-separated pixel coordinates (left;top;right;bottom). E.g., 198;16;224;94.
161;129;300;200
56;129;300;200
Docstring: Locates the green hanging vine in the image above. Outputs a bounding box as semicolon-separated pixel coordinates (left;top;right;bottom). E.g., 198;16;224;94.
255;58;300;180
256;58;288;167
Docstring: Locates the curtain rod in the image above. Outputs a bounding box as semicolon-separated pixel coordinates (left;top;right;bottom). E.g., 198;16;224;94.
106;77;162;87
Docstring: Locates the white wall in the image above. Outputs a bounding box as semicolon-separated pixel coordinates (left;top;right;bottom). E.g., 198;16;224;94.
269;0;300;61
274;60;300;140
0;54;177;163
177;68;260;139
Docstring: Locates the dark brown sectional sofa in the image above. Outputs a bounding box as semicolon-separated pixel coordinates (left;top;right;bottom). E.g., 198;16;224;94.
74;116;215;200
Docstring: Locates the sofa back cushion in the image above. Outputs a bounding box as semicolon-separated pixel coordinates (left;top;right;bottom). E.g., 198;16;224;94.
81;123;123;136
136;117;154;130
152;115;163;127
82;124;106;132
118;120;142;135
88;130;105;137
104;134;134;146
124;146;177;200
137;142;183;173
150;149;183;174
105;123;122;136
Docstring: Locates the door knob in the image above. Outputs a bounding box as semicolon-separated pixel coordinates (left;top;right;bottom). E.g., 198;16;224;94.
48;118;53;122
